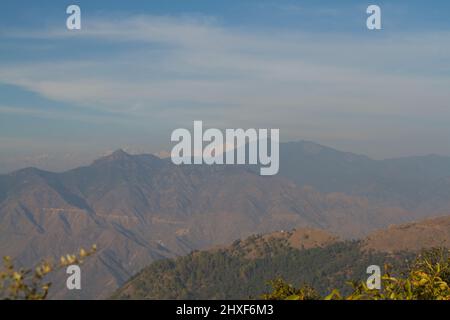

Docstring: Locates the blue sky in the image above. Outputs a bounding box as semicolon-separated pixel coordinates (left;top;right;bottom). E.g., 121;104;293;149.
1;1;450;172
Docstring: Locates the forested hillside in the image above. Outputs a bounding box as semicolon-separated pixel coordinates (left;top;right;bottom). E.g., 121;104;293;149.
113;229;412;299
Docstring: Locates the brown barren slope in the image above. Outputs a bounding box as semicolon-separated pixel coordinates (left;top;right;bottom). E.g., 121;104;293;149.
364;216;450;252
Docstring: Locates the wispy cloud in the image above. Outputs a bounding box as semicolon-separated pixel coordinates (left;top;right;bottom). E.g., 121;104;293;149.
1;14;450;159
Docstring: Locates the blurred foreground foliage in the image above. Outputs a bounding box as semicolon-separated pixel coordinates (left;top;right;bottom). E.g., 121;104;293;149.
263;248;450;300
0;245;96;300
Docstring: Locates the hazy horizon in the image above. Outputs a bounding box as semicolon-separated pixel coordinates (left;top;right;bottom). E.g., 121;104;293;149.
2;138;450;175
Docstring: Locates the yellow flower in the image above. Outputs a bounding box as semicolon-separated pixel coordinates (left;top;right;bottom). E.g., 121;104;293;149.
12;272;22;281
42;264;52;274
439;283;448;290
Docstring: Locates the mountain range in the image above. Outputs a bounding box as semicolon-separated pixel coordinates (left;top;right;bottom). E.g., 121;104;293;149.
278;141;450;214
1;141;450;299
